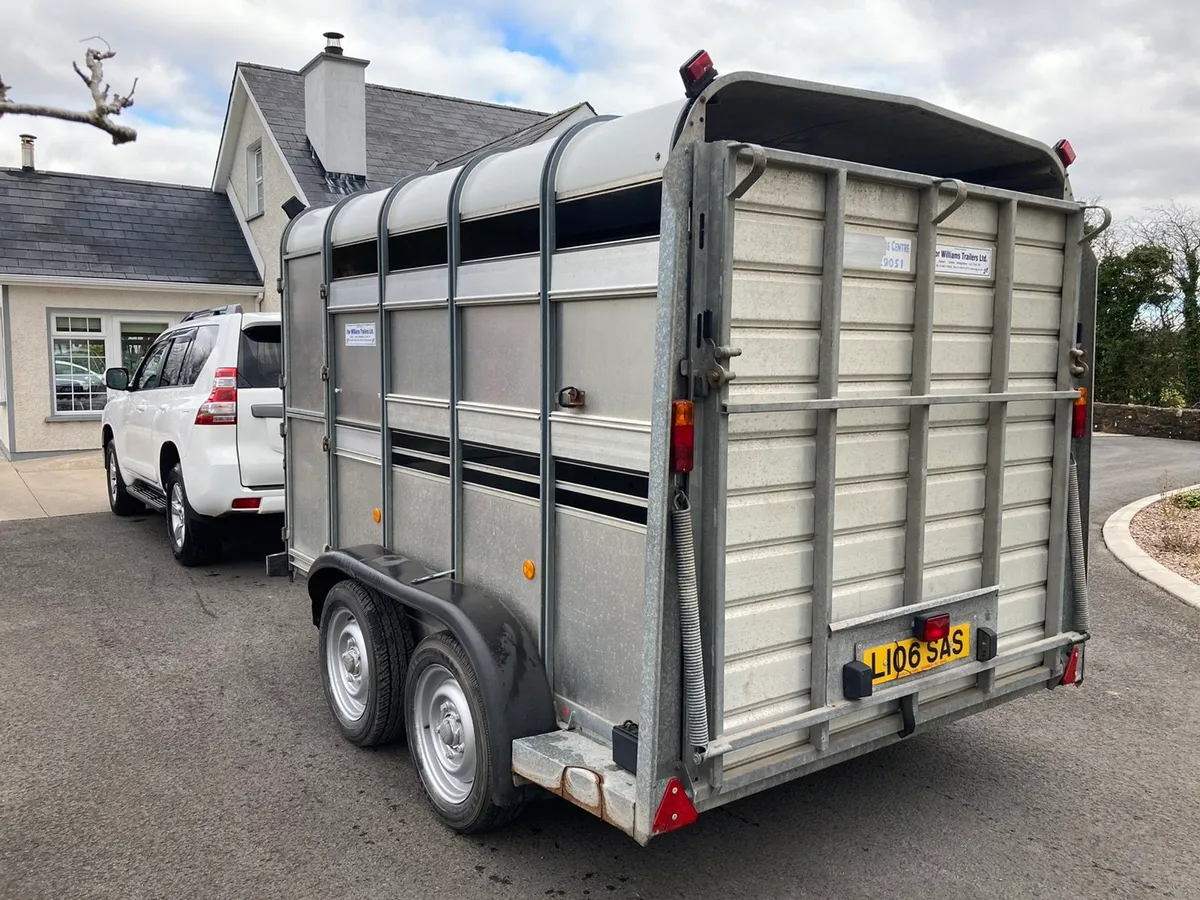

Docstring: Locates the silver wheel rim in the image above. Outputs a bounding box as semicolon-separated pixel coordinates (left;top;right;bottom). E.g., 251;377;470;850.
169;483;186;550
412;663;476;806
107;453;118;503
325;607;369;723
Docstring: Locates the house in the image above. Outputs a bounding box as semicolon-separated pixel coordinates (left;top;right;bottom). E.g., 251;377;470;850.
0;32;593;459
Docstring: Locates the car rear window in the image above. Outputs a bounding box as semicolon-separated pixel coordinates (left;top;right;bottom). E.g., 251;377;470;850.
239;324;282;389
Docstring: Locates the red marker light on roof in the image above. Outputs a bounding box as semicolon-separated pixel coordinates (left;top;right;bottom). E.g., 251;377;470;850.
679;50;718;99
1054;138;1077;168
914;612;951;644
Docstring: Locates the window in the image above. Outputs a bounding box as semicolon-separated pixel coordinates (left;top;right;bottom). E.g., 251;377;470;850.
238;324;282;388
179;325;219;386
48;312;178;417
52;317;108;412
248;142;264;217
131;341;170;391
158;331;194;388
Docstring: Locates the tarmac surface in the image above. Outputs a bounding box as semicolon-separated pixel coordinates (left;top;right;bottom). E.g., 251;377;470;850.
1;433;1198;899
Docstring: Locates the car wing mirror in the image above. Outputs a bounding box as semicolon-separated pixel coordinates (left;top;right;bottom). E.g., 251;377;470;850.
105;367;130;391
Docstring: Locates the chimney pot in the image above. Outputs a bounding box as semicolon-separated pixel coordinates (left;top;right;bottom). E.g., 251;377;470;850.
19;134;35;171
323;31;344;56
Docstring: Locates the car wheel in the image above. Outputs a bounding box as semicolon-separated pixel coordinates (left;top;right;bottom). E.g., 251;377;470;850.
104;442;143;516
405;632;524;834
165;463;219;567
318;580;409;747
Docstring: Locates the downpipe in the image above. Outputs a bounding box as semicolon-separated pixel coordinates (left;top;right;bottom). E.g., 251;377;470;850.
1067;456;1091;633
670;490;710;756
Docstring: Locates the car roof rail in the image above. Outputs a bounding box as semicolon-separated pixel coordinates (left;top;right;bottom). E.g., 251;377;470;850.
180;303;244;324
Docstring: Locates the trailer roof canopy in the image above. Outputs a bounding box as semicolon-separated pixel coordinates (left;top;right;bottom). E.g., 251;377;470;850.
698;73;1067;198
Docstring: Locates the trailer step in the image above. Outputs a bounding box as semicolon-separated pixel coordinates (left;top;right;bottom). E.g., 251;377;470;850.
512;730;637;837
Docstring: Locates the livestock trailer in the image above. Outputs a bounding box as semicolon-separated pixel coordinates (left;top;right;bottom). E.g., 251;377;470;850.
273;53;1105;844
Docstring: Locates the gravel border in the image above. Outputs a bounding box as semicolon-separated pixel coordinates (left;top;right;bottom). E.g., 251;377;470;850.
1103;484;1200;611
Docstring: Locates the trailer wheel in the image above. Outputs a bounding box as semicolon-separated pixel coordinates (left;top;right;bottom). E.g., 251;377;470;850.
405;632;522;833
319;580;409;747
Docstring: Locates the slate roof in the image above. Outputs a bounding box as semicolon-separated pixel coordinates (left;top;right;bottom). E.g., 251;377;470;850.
0;168;261;285
239;63;552;207
430;102;595;170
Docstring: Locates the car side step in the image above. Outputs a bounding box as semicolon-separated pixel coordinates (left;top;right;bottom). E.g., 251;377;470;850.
127;483;167;512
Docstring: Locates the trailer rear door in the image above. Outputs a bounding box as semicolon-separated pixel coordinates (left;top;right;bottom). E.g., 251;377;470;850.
693;141;1091;794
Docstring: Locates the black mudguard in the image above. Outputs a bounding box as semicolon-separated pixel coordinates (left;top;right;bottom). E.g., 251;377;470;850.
306;545;555;808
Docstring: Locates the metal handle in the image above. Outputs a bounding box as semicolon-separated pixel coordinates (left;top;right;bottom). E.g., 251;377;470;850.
932;178;968;225
728;143;768;201
1080;205;1113;245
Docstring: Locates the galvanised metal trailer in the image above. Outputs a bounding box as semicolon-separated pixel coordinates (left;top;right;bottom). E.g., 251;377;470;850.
272;52;1107;845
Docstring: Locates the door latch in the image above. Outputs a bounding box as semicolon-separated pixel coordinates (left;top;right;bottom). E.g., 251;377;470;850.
557;386;586;409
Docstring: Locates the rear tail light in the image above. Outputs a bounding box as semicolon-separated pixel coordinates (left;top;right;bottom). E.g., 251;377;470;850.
652;778;698;835
1072;387;1088;439
679;49;718;99
232;497;261;510
669;400;695;473
195;367;238;425
914;612;951;643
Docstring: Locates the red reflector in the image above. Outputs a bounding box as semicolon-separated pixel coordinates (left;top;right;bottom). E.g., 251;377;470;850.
669;400;695;474
685;50;714;84
1054;138;1076;168
232;497;261;510
1062;645;1083;685
1072;387;1088;439
915;612;951;643
652;777;698;835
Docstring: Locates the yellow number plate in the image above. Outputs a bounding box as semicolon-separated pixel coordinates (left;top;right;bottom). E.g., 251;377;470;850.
861;623;971;686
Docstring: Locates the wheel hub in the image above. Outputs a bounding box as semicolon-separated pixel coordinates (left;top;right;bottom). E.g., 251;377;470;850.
341;646;362;680
412;662;477;805
436;703;465;759
324;607;369;724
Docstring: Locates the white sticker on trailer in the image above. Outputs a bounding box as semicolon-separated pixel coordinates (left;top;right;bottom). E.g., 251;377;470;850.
344;322;376;347
881;236;913;273
843;233;913;273
935;244;993;278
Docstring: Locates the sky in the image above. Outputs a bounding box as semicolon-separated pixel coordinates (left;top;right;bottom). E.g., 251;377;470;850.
0;0;1193;224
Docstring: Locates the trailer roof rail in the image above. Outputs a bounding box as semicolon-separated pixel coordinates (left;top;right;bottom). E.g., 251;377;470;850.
180;304;244;323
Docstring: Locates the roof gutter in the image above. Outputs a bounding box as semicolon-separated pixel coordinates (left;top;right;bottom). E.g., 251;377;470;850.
0;274;263;295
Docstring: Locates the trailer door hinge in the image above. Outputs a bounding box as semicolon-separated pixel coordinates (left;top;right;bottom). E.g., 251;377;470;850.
322;435;330;452
320;365;329;382
275;276;284;295
319;283;328;300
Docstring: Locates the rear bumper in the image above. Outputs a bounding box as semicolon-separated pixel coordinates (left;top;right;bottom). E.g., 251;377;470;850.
181;433;284;517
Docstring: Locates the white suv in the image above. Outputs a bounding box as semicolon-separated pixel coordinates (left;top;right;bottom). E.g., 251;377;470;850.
101;305;285;566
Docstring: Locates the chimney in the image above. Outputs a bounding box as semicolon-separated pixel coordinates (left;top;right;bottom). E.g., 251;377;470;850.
19;134;35;171
300;31;368;177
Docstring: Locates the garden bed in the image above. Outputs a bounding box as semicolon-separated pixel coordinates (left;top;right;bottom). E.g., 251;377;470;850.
1129;488;1200;584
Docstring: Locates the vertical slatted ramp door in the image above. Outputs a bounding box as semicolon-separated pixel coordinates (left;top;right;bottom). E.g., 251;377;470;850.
716;147;1081;778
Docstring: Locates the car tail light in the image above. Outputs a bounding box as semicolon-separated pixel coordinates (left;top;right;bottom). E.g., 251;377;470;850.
652;778;698;835
914;612;951;643
669;400;695;473
1053;138;1076;168
195;367;238;425
1072;387;1088;439
232;497;261;510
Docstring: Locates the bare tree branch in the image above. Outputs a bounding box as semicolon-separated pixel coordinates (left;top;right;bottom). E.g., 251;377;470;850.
0;39;138;145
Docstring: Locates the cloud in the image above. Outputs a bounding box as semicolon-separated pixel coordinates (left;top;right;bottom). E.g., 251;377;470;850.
1;0;1195;222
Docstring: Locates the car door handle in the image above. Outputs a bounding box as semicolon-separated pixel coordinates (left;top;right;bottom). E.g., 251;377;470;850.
135;403;147;413
158;403;170;411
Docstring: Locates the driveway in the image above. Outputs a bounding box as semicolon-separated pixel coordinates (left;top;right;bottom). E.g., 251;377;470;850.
1;434;1198;900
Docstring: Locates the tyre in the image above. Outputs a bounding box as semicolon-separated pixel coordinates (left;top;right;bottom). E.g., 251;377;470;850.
319;580;409;747
405;632;523;833
165;463;220;567
104;442;142;516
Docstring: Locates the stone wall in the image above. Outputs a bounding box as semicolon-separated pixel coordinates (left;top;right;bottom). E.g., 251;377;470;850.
1094;402;1200;441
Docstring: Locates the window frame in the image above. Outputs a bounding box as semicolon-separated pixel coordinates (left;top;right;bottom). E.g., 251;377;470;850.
46;309;183;420
247;141;264;219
